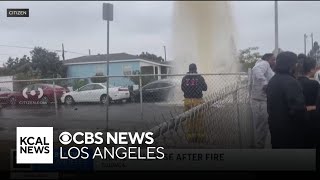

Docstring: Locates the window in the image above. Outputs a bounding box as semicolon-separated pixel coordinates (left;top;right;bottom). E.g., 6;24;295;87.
0;87;11;92
157;82;173;88
123;65;132;76
96;65;105;75
102;83;114;88
78;84;95;91
93;84;104;90
143;83;158;90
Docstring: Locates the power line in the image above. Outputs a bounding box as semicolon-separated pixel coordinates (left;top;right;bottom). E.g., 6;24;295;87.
0;44;87;55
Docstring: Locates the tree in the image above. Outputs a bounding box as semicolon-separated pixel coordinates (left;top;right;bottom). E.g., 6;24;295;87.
0;46;67;89
0;55;32;78
239;47;262;71
30;47;66;78
138;52;164;62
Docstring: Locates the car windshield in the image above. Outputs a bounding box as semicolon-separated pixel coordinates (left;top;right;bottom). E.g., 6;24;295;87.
143;81;172;89
102;83;115;88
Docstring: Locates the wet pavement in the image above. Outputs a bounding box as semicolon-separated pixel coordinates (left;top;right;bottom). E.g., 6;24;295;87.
0;102;184;140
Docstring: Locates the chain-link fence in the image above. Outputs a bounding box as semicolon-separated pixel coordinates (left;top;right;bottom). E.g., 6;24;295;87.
0;73;253;148
147;74;253;149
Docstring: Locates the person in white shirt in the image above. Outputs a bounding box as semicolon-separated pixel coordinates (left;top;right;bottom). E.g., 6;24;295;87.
314;68;320;84
250;53;276;148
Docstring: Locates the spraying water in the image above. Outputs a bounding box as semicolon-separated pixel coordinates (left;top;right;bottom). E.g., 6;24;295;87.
171;1;239;74
166;1;240;105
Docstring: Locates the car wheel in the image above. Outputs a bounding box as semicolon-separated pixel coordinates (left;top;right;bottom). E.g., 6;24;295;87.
100;95;112;104
9;97;16;105
65;96;74;105
40;96;49;105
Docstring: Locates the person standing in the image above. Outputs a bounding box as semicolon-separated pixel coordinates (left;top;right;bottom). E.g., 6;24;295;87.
297;57;320;148
250;53;276;148
181;63;207;143
314;67;320;84
267;51;306;148
296;53;308;77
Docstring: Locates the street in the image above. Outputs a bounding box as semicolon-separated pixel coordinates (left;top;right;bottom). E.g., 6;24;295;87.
0;102;184;140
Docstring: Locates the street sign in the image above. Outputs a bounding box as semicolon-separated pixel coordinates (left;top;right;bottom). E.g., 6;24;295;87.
103;3;113;21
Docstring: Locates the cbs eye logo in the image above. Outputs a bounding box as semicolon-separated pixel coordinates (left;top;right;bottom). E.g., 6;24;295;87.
59;132;72;145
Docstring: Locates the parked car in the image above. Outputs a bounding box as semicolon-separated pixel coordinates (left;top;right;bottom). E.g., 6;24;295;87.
61;83;130;105
130;79;176;102
7;83;67;105
0;87;12;106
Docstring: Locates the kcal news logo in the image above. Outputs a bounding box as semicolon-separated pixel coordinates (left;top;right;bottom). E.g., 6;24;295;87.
16;127;53;164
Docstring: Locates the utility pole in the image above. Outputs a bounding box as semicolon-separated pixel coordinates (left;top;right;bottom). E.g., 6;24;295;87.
311;33;314;50
89;49;91;55
304;34;307;54
274;1;279;56
103;3;113;132
62;43;65;60
163;46;167;62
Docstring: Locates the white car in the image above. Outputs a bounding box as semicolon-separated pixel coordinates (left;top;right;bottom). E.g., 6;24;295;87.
61;83;130;105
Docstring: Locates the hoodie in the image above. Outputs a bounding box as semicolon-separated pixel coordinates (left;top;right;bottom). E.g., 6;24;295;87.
181;72;207;98
250;59;275;101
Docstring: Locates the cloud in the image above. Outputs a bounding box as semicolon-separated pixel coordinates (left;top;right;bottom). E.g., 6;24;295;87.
1;1;320;65
0;1;173;64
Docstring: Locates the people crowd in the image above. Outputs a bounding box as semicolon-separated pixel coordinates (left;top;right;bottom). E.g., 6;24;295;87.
181;51;320;148
251;51;320;149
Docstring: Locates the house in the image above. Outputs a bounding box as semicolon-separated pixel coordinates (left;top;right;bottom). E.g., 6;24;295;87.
63;53;173;87
0;76;13;91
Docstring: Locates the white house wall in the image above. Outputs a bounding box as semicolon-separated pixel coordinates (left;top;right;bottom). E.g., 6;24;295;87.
0;76;13;91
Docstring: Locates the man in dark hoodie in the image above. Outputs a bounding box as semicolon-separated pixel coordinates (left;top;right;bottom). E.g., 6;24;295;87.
296;53;307;77
297;57;320;148
181;63;207;143
267;51;307;148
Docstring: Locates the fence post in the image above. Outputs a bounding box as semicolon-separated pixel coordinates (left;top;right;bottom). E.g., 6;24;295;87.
139;75;143;121
235;75;243;148
53;79;58;110
106;75;109;132
247;68;255;148
248;68;252;99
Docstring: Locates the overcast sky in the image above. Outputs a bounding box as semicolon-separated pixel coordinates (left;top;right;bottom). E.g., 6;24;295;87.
1;1;320;66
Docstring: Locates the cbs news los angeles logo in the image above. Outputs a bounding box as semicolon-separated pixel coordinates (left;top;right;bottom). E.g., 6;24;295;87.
16;127;164;164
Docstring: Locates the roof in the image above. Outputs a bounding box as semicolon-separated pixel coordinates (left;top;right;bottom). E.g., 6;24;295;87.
162;61;174;65
63;53;139;64
63;53;171;66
